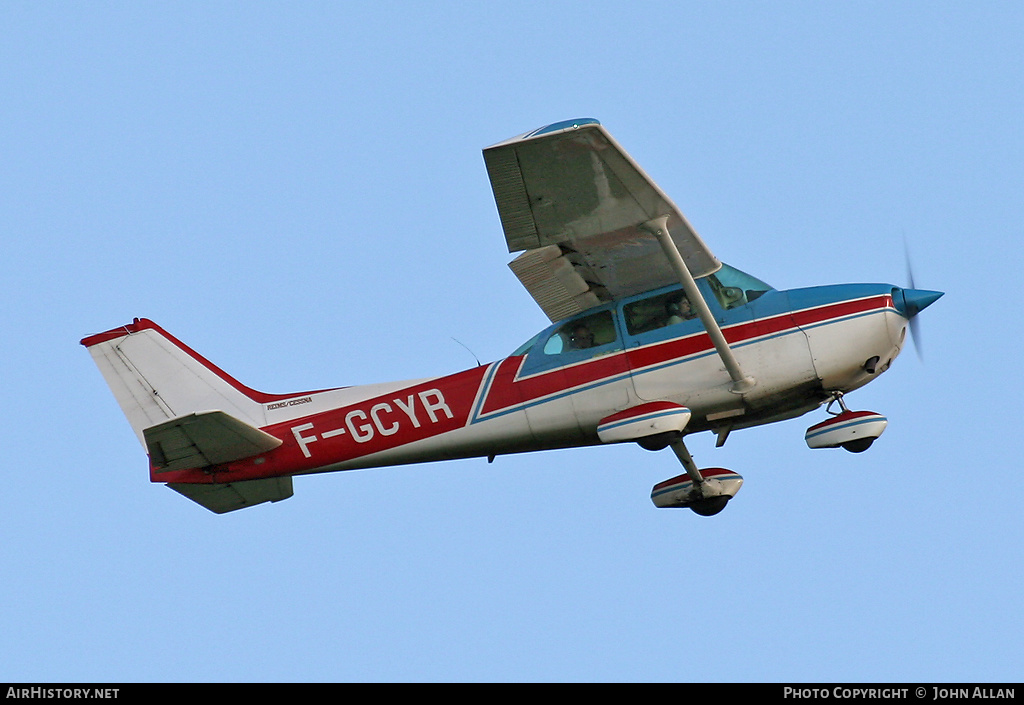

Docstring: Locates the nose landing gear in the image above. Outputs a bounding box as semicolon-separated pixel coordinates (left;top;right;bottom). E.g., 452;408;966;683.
805;393;888;453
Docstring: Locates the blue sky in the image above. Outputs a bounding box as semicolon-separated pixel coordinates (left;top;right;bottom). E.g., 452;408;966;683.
2;2;1021;682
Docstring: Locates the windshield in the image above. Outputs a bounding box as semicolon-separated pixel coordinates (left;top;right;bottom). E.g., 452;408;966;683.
511;332;541;356
707;264;772;309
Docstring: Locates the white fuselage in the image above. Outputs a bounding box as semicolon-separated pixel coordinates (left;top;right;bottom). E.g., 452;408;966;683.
165;282;907;485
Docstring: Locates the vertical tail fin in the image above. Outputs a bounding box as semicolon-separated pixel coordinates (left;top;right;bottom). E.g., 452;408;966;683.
81;318;268;449
82;318;306;514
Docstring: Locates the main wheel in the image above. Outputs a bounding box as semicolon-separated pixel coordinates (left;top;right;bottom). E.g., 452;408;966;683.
689;496;730;516
637;431;680;451
841;438;875;453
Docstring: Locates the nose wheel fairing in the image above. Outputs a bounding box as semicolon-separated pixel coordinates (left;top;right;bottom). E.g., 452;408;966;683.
805;409;888;452
805;393;887;453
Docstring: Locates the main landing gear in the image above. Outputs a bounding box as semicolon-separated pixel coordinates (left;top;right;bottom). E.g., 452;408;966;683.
804;392;888;453
649;392;887;515
650;436;744;516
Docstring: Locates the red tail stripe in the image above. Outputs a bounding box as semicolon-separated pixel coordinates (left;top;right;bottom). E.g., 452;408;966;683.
81;318;338;404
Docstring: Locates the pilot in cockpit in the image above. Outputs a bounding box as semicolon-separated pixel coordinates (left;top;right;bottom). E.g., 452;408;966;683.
569;324;595;349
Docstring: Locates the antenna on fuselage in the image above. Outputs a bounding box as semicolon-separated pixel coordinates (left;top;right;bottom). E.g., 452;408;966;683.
451;337;482;367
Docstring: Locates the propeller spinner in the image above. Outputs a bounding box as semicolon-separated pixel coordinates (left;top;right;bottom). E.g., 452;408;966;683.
891;287;943;358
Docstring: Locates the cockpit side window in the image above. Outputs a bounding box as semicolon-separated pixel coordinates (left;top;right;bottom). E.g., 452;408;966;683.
623;289;697;335
542;310;618;355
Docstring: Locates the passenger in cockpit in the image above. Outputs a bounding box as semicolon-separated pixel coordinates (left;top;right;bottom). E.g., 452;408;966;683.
666;296;693;326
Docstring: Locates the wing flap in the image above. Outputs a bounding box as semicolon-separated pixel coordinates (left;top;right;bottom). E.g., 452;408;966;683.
484;119;721;320
168;477;294;514
143;410;283;474
508;245;602;322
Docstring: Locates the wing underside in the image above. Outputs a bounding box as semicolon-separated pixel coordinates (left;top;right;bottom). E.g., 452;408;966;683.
484;119;720;321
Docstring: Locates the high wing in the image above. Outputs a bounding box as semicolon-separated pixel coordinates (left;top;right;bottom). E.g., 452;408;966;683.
483;118;721;322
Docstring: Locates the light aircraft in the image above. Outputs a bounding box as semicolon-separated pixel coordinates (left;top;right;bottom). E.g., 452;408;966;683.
82;119;942;515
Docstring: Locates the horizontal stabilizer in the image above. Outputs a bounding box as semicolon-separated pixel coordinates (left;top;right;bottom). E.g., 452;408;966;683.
168;476;293;514
144;410;283;473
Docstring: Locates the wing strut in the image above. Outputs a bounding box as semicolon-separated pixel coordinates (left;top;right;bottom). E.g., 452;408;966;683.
642;215;756;394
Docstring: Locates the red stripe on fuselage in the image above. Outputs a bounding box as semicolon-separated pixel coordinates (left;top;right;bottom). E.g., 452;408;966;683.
83;318;339;403
475;349;631;417
157;365;491;484
478;294;894;418
157;294;892;485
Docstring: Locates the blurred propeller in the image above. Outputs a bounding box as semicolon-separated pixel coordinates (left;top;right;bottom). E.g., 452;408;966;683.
906;245;923;360
897;242;943;360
